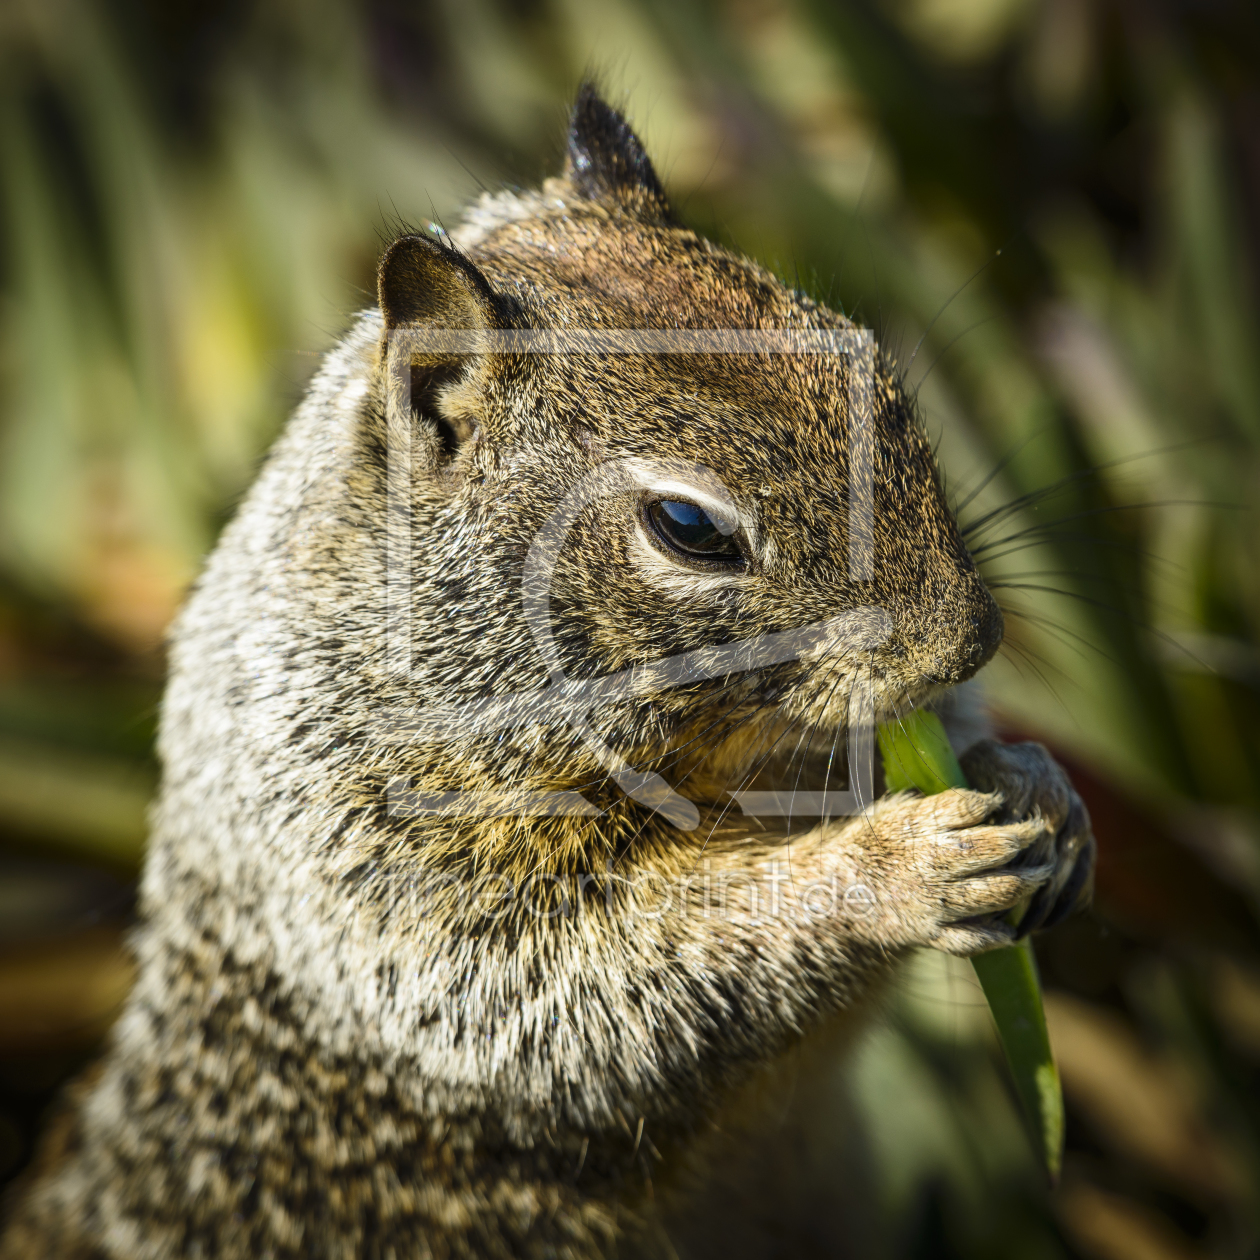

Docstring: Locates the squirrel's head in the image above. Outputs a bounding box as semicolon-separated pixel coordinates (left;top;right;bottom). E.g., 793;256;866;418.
361;85;1001;819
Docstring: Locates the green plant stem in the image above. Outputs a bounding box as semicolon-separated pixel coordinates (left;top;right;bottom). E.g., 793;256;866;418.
877;709;1064;1182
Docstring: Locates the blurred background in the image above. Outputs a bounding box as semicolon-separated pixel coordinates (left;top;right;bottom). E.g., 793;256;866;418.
0;0;1258;1255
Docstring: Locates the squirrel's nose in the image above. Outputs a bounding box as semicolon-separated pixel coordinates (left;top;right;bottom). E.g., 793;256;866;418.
968;591;1005;668
919;583;1004;686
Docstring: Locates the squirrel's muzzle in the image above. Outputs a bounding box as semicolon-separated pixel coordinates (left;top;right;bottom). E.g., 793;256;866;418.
917;577;1004;687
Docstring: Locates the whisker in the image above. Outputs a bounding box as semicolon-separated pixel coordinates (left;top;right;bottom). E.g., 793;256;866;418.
691;665;846;863
905;247;1005;374
600;668;831;872
962;469;1114;539
995;633;1077;719
951;429;1049;518
783;663;848;843
968;500;1222;554
956;438;1214;531
912;314;1000;389
995;584;1216;673
972;531;1169;567
998;605;1112;663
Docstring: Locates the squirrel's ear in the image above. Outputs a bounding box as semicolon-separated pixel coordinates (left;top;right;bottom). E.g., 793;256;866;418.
564;83;674;223
377;232;499;332
377;234;502;466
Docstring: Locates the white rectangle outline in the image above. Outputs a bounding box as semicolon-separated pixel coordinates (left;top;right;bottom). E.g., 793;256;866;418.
379;327;878;821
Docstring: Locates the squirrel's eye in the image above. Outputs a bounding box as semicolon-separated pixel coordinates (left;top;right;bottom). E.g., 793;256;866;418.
645;499;743;564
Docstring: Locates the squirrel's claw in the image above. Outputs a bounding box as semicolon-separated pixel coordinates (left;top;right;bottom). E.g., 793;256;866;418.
1021;832;1096;936
958;738;1096;939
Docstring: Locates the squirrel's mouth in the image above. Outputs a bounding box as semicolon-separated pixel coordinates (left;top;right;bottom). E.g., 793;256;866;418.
648;626;986;814
382;599;995;827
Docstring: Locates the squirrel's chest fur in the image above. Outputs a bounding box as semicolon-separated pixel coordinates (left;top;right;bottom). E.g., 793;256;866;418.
6;941;650;1260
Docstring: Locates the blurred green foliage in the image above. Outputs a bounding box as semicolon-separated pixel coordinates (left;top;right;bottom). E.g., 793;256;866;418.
1;0;1258;1256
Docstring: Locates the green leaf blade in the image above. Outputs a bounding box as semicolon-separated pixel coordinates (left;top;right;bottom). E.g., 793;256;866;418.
877;709;1064;1181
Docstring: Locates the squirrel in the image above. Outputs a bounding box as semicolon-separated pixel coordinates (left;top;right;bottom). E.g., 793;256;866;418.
1;85;1094;1260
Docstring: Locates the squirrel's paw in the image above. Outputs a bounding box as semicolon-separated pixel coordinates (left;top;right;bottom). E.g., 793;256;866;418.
958;739;1095;939
853;787;1055;956
854;740;1095;957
